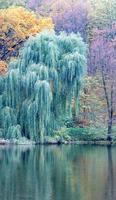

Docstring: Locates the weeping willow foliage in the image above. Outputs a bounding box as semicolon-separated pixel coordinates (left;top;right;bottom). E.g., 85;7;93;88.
0;31;87;142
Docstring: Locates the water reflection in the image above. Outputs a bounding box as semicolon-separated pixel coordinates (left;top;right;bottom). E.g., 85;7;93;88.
0;145;116;200
105;146;114;200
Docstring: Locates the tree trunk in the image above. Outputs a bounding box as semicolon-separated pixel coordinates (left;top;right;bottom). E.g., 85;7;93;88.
107;119;113;141
107;85;113;141
101;66;114;141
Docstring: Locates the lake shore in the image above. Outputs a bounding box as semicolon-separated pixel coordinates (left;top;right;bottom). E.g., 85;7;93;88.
38;140;116;146
0;138;116;146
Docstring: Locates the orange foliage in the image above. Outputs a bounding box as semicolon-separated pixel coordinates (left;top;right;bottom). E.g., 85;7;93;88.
0;61;7;75
0;7;54;39
0;6;54;74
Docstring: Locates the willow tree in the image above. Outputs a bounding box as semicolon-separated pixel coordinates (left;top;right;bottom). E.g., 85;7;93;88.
0;31;87;142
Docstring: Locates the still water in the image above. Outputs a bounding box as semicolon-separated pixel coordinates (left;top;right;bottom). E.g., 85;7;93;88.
0;145;116;200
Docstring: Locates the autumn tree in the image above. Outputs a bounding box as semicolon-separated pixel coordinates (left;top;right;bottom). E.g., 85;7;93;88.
28;0;91;40
0;6;53;74
90;25;116;140
52;1;90;40
78;75;107;128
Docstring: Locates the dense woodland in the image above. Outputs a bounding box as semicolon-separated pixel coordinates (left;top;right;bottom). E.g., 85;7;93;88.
0;0;116;143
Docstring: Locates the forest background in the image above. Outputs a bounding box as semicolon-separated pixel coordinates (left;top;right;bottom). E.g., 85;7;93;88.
0;0;116;142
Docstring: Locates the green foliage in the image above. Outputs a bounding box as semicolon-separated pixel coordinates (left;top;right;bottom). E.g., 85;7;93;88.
54;128;71;142
89;0;116;29
0;0;28;8
68;127;97;141
0;31;87;142
55;127;108;141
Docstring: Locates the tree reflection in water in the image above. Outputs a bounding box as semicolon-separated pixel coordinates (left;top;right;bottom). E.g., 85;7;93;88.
0;145;116;200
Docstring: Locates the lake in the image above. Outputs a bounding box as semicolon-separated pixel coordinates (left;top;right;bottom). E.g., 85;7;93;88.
0;145;116;200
